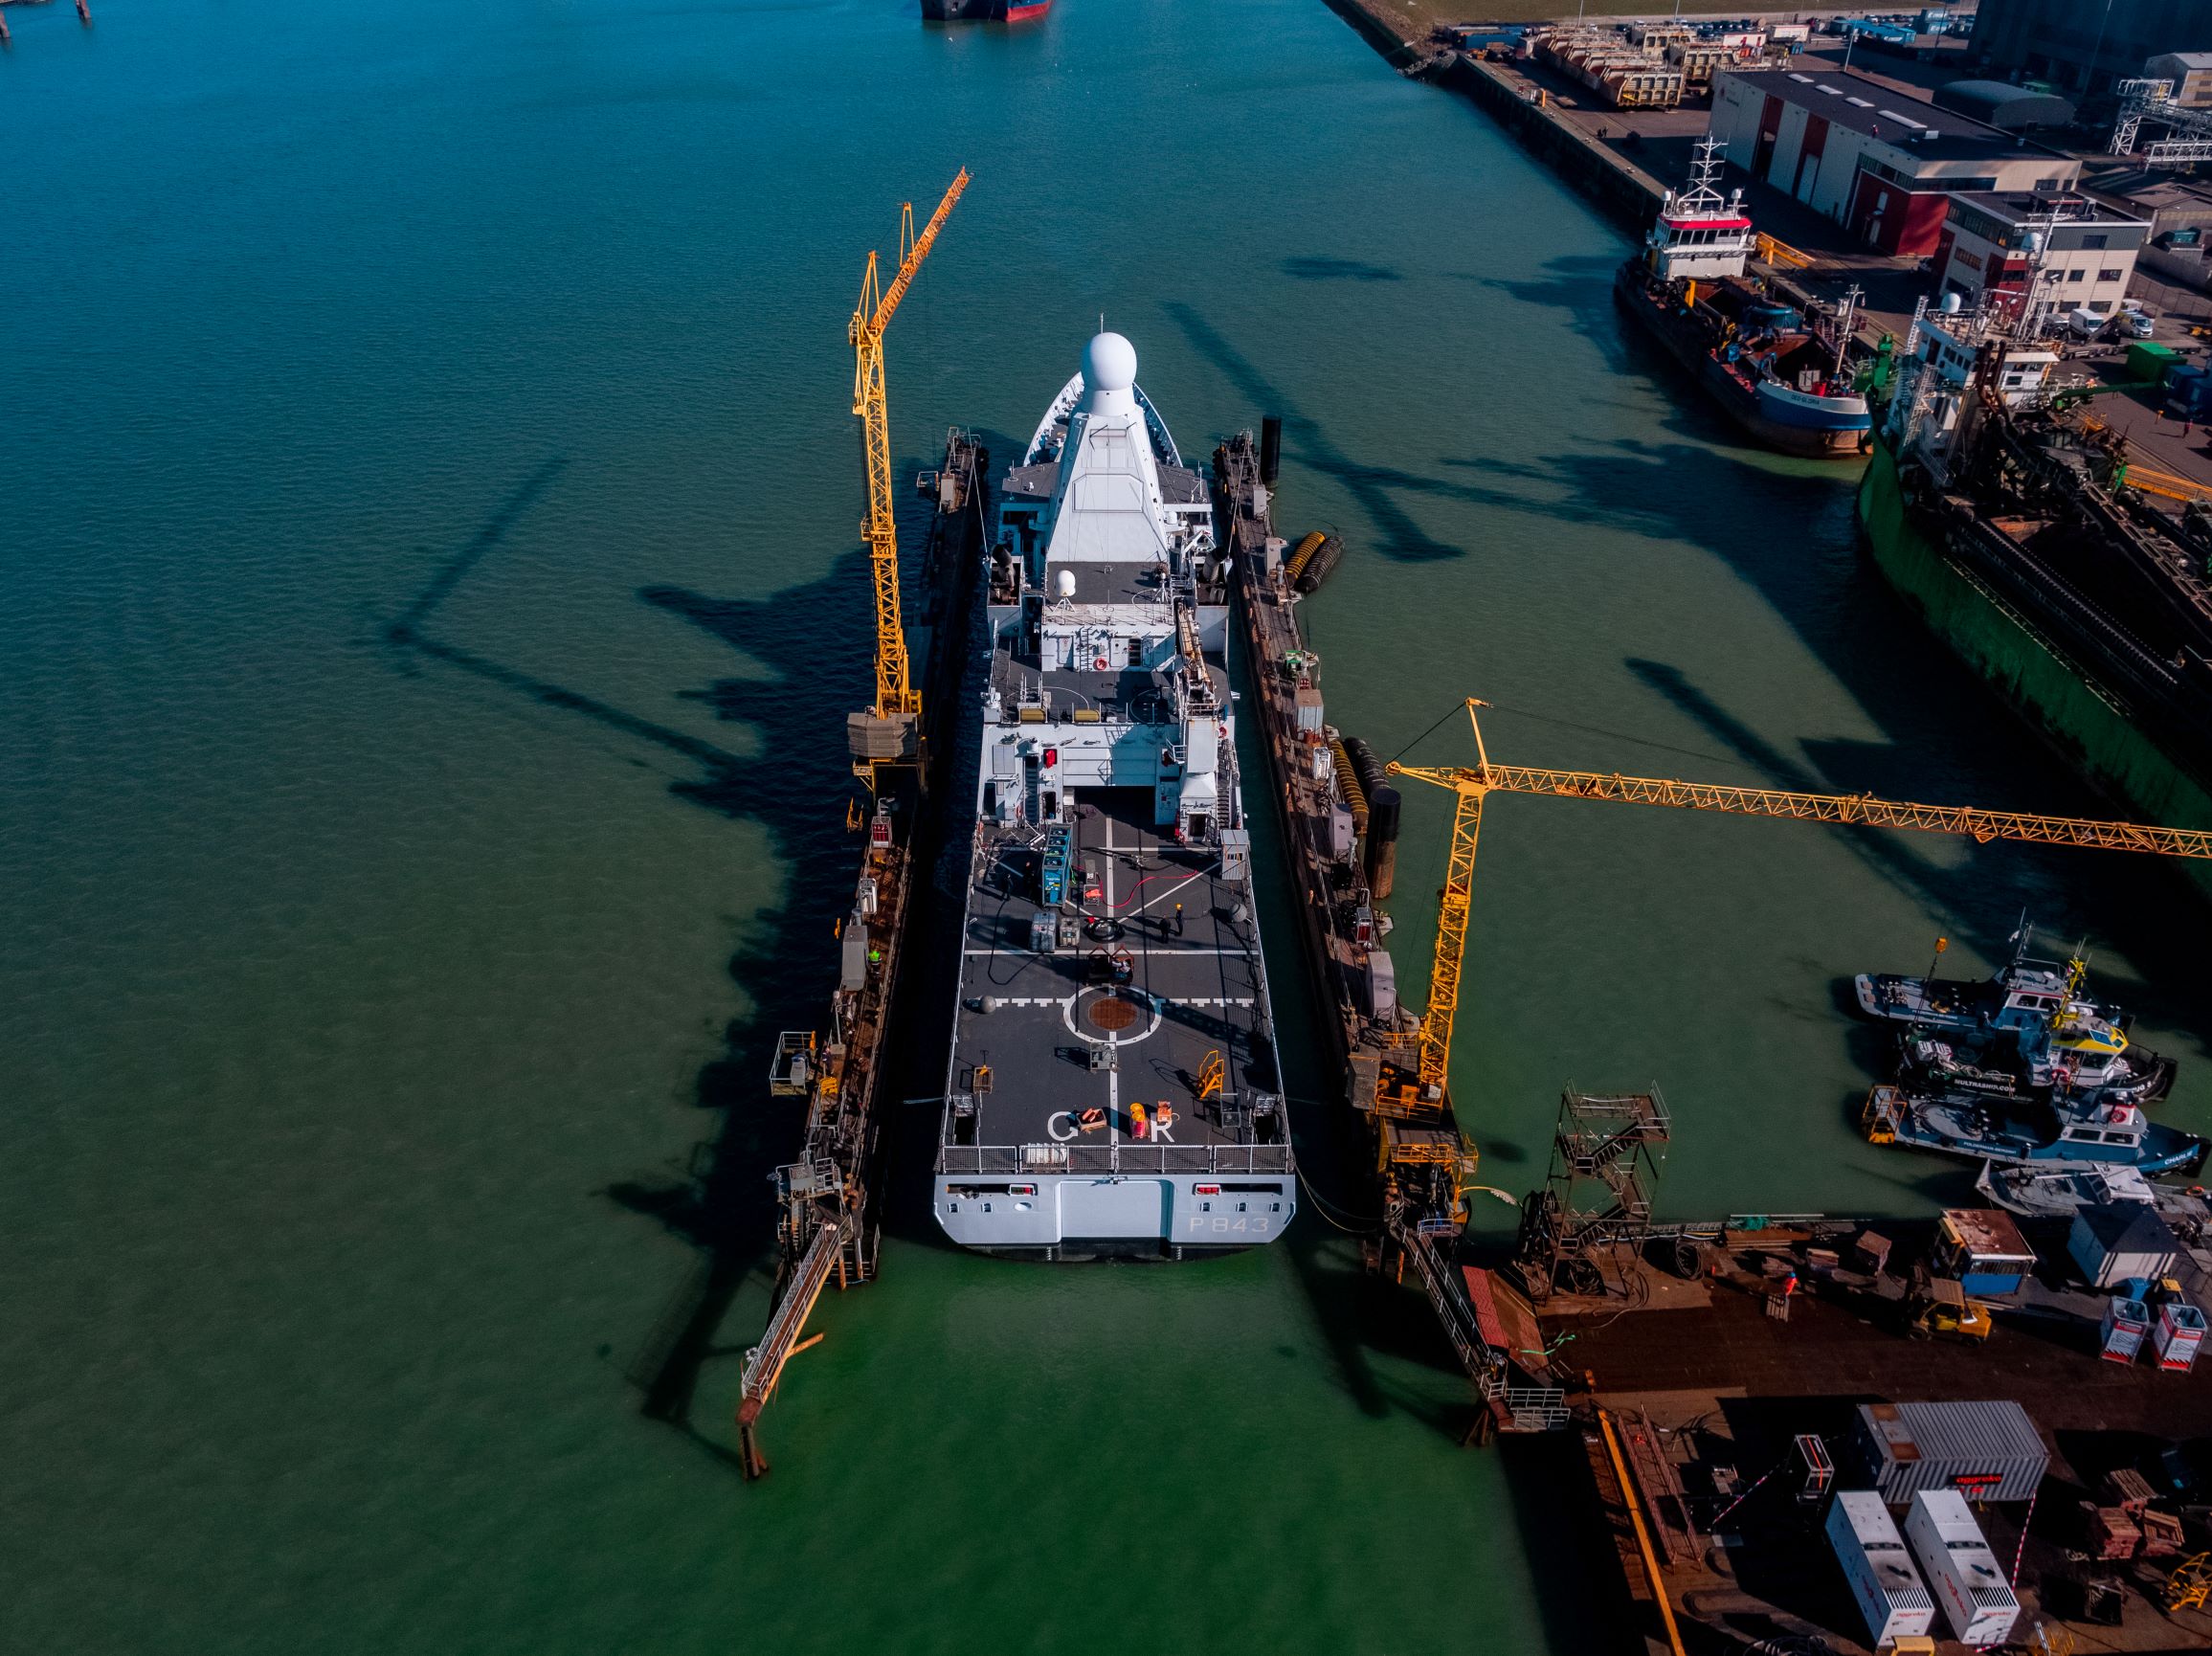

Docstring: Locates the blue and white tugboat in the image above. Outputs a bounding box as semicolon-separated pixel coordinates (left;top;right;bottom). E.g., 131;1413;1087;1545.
1857;928;2176;1107
1863;1084;2207;1178
1613;138;1873;459
929;332;1295;1260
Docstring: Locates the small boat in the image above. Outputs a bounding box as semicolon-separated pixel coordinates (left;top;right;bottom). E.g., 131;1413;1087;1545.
923;0;1051;20
1863;1084;2207;1178
1612;137;1871;459
1854;943;2074;1036
1898;1022;2174;1110
1860;929;2176;1108
1975;1158;2161;1220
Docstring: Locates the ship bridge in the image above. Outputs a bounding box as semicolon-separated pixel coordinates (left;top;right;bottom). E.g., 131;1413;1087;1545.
986;332;1229;841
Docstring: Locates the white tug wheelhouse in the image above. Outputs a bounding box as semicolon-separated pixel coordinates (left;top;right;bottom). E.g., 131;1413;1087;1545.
1643;137;1754;283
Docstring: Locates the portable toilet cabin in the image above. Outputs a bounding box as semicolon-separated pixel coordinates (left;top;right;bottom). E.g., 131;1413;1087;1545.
1931;1209;2036;1297
1904;1489;2022;1647
1826;1491;1937;1645
2155;1300;2206;1372
2102;1293;2152;1361
2070;1203;2182;1290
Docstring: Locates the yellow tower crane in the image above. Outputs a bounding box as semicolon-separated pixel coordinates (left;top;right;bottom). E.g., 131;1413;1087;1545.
845;168;971;788
1389;698;2212;1105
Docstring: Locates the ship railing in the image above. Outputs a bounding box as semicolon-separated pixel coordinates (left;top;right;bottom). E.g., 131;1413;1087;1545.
933;1142;1294;1176
1500;1387;1573;1431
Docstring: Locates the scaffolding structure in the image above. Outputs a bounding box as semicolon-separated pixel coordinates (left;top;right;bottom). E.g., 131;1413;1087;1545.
2111;79;2212;167
1515;1087;1672;1301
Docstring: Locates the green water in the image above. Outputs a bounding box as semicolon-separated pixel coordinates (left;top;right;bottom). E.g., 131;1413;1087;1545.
5;1;2205;1651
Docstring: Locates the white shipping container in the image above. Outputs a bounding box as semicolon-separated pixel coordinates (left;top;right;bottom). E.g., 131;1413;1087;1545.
1826;1491;1937;1645
1905;1490;2022;1647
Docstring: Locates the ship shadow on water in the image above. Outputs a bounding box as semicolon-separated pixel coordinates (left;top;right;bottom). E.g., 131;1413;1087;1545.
375;454;935;1466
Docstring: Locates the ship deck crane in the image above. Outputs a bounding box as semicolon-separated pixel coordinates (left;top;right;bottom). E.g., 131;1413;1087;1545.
846;168;971;789
1389;699;2212;1105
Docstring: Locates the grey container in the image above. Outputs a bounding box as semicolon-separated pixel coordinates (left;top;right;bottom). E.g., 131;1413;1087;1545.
1851;1400;2048;1505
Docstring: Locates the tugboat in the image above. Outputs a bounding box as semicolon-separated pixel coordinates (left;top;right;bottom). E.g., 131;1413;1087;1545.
1858;928;2176;1107
1897;1020;2173;1110
1613;137;1872;459
1863;1085;2207;1178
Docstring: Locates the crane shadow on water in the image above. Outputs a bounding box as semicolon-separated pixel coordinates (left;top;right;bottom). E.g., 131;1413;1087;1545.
374;456;910;1465
1164;300;1471;565
1410;257;2212;1047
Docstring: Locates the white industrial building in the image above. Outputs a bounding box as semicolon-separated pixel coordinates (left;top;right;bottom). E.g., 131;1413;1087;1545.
2146;51;2212;110
1708;69;2080;256
1932;192;2151;325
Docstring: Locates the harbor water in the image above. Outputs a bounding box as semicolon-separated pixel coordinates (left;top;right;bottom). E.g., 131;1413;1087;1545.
5;1;2205;1651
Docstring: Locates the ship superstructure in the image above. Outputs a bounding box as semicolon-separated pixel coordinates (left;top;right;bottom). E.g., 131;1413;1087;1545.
932;332;1294;1258
1863;299;2212;884
1614;138;1873;457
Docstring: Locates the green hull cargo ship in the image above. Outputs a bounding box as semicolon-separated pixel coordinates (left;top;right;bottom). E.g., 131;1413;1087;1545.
1858;310;2212;899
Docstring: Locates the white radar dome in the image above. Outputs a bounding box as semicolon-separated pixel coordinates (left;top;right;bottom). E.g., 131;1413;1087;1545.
1084;331;1138;393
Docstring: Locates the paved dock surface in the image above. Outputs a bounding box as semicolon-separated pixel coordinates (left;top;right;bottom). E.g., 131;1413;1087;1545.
1570;1274;2211;1447
1546;1247;2212;1656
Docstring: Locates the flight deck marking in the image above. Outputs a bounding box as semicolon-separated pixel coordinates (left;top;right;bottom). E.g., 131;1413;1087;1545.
1134;871;1206;916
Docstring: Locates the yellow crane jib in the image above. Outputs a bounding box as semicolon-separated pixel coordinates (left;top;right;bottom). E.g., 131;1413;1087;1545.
846;167;972;778
1387;698;2212;1104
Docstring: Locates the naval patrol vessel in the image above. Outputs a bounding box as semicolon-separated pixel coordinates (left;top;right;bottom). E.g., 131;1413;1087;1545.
932;331;1295;1259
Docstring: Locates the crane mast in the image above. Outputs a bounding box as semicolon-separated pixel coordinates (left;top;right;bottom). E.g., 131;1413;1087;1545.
846;168;970;785
1391;699;2212;1097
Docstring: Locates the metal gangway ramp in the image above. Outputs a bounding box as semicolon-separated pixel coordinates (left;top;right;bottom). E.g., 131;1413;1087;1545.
734;1222;840;1479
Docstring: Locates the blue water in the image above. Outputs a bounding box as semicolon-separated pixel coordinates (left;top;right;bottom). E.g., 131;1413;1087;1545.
6;1;2205;1651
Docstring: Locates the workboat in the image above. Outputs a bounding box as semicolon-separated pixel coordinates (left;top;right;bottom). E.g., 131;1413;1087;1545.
1976;1158;2160;1220
1864;1084;2207;1178
1898;1023;2174;1110
1858;930;2176;1107
922;0;1050;20
931;331;1294;1259
1856;299;2212;908
1613;138;1871;459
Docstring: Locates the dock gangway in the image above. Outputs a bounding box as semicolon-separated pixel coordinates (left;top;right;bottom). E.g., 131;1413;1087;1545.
734;1222;841;1479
